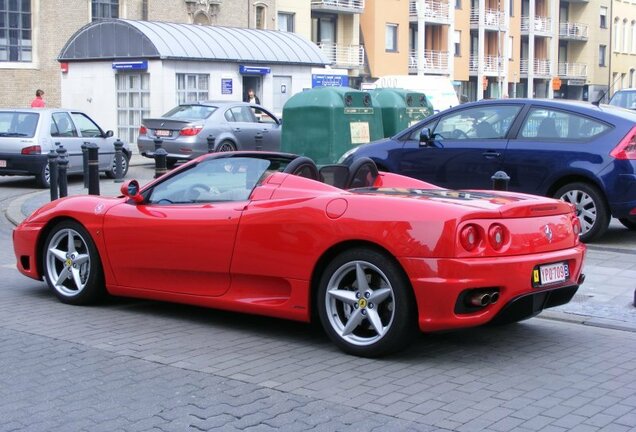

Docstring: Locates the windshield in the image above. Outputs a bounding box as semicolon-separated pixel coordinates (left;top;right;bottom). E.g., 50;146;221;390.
609;91;636;110
163;105;217;120
0;112;39;137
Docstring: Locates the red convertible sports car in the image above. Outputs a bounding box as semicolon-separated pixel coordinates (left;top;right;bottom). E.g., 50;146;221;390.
13;152;586;357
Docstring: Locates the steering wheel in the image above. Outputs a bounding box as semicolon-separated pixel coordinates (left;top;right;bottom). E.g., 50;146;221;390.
184;183;220;202
448;129;468;139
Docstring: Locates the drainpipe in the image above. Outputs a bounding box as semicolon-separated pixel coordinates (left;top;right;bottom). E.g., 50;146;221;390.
247;0;251;28
607;0;613;102
142;0;148;20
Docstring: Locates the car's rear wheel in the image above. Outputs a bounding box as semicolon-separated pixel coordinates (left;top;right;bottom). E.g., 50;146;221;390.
42;221;105;305
317;248;416;357
217;141;236;152
105;152;130;179
555;182;609;242
619;217;636;231
35;163;50;189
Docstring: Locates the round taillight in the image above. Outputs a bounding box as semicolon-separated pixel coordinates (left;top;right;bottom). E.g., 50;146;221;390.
572;216;581;236
139;125;148;135
460;224;480;251
488;224;506;250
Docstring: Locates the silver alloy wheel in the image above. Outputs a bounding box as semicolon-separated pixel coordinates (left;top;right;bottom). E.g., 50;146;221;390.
559;189;597;236
112;154;128;175
217;142;235;152
325;260;395;347
46;228;91;297
44;164;50;185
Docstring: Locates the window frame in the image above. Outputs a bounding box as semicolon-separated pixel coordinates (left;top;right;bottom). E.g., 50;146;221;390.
91;0;119;21
277;12;294;32
175;73;209;105
600;6;608;29
516;106;613;142
385;23;399;53
599;45;607;67
0;0;32;63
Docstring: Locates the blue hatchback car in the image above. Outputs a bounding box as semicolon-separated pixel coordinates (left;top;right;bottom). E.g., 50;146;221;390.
341;98;636;242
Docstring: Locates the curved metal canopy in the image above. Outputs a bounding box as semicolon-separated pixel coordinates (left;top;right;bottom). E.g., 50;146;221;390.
59;19;329;66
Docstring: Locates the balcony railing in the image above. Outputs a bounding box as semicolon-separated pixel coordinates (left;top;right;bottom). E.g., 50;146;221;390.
409;49;451;74
559;22;589;40
409;0;452;24
311;0;365;13
558;62;588;78
470;9;507;30
520;58;552;76
318;42;365;68
521;16;552;34
469;54;505;74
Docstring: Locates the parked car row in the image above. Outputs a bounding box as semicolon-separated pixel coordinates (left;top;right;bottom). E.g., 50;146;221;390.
0;109;131;187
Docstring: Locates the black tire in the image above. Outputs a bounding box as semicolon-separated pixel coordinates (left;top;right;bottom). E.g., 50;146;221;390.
619;217;636;231
42;220;105;305
317;248;417;357
35;163;50;189
105;152;130;179
217;141;236;152
555;182;609;242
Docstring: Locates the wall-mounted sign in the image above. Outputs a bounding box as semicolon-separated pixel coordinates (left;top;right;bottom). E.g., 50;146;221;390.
112;60;148;70
60;62;69;73
312;74;349;88
221;78;233;95
239;65;271;75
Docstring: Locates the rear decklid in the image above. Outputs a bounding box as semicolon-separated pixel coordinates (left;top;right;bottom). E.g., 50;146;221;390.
0;111;40;153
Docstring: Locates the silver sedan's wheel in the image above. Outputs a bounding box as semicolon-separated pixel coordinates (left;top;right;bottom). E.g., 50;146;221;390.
318;248;416;357
43;221;105;305
217;141;236;152
106;153;129;179
555;182;609;242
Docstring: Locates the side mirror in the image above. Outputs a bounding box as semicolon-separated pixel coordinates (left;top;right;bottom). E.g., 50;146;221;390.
104;130;114;138
120;179;144;203
278;118;283;126
419;128;433;146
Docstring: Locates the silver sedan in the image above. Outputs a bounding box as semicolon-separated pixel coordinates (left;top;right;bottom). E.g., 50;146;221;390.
137;101;282;167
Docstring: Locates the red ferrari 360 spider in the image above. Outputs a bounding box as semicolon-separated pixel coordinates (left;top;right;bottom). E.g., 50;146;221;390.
13;152;586;357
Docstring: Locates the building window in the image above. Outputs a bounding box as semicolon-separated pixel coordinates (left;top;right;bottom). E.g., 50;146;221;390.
509;0;513;16
632;21;636;54
92;0;119;21
600;6;607;29
623;19;629;53
116;73;150;145
614;18;621;52
455;0;461;9
278;12;294;32
599;45;606;66
453;31;461;56
176;74;209;104
0;0;32;62
386;24;398;52
255;5;266;29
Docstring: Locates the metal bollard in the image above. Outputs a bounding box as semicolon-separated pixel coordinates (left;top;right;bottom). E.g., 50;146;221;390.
154;148;168;179
113;139;125;183
57;146;69;198
154;137;163;151
255;133;263;151
86;143;100;195
491;171;510;191
207;135;216;153
48;150;59;201
82;142;89;188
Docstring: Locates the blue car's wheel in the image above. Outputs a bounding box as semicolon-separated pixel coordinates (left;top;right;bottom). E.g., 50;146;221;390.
556;182;609;243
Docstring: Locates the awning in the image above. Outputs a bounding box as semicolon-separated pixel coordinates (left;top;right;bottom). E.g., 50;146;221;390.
58;19;329;66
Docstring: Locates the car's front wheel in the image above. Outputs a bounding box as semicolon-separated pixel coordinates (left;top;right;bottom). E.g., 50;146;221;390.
317;248;416;357
555;182;609;242
42;221;105;305
105;152;130;179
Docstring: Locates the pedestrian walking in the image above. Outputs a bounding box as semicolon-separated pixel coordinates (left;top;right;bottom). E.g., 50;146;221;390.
30;89;45;108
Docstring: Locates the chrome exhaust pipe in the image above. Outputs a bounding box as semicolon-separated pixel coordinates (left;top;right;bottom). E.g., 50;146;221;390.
469;292;491;307
489;291;500;304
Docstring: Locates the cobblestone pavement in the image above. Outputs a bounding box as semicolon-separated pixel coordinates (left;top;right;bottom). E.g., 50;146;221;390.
1;271;635;431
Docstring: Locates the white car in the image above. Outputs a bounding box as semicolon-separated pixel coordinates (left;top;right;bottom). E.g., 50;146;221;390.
0;108;131;188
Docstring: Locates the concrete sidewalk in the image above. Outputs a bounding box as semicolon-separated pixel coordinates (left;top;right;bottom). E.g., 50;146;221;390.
5;153;636;333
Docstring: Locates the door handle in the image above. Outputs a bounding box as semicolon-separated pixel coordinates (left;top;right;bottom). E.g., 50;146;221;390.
482;150;501;159
233;128;241;132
